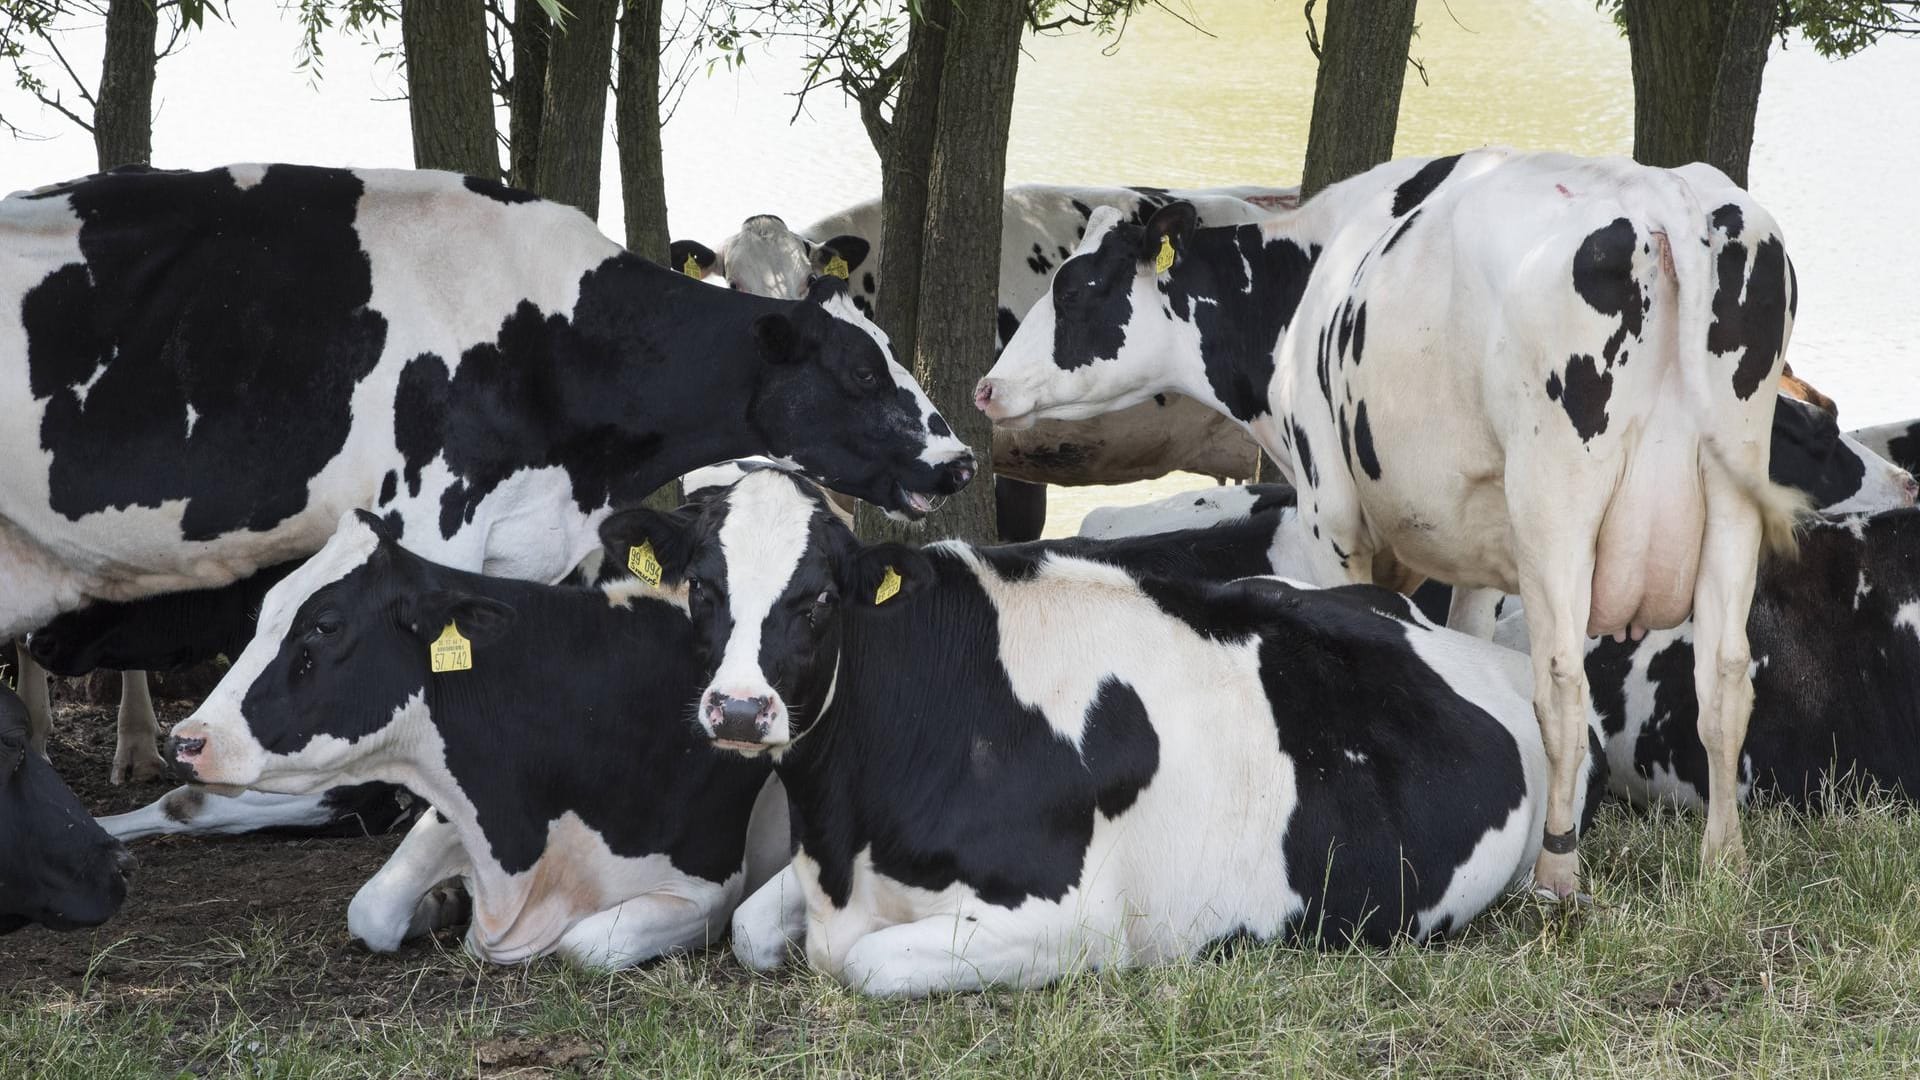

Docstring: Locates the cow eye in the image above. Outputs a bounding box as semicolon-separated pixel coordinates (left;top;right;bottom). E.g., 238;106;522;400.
808;590;837;626
853;368;879;388
310;617;341;638
1058;285;1081;306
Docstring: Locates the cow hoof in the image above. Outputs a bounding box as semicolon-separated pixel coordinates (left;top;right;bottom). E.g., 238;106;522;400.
1531;849;1582;901
1530;886;1594;908
112;749;170;786
1699;832;1749;874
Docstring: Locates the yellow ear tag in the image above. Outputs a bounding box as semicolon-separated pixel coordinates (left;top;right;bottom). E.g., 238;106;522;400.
1154;235;1175;275
681;253;704;279
628;541;664;587
429;623;472;674
874;566;902;605
823;254;851;280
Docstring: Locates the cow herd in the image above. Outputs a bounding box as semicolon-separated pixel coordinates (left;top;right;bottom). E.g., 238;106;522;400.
2;153;1918;998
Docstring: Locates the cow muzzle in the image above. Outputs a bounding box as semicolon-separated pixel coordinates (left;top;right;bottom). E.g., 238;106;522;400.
973;377;1037;429
703;690;785;752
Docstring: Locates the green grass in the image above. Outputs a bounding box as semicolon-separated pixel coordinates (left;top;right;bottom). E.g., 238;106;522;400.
8;796;1920;1079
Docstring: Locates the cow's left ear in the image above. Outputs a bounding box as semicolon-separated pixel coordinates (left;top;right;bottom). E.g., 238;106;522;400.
1138;201;1198;270
810;235;870;282
598;507;696;585
402;590;517;648
844;543;935;609
670;239;719;280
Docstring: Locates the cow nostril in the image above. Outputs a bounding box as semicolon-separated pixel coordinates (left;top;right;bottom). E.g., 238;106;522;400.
168;736;205;759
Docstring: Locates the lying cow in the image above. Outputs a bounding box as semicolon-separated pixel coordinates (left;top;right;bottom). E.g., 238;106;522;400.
2;165;972;781
166;510;787;967
980;149;1809;897
674;185;1289;538
611;468;1588;996
1;685;134;934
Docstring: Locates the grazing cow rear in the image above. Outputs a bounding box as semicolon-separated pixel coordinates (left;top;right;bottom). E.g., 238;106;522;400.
166;511;784;967
0;686;133;933
610;470;1585;996
980;150;1807;896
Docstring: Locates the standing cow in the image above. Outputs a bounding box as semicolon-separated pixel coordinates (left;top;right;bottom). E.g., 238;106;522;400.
1;164;972;780
673;185;1291;537
607;468;1591;996
978;149;1804;897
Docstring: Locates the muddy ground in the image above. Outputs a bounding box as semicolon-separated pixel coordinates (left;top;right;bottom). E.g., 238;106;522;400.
0;682;487;1021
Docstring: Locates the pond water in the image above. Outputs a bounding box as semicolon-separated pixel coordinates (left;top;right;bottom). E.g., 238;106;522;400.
1;0;1914;534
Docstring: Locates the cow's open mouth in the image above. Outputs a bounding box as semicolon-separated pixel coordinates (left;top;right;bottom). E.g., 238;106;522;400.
712;738;767;754
892;484;936;520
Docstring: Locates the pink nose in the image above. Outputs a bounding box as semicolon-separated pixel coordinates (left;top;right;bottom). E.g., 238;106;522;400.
973;379;997;412
1901;471;1918;506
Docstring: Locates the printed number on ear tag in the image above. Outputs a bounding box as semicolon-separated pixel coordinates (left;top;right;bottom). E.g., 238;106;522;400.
681;253;704;278
430;623;472;674
1154;235;1175;275
629;541;664;587
823;254;851;280
874;566;902;605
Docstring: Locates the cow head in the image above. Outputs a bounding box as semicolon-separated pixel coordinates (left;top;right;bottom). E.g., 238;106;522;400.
1770;392;1917;513
168;511;516;792
977;203;1201;429
601;468;929;754
0;688;133;933
676;216;871;299
750;279;974;519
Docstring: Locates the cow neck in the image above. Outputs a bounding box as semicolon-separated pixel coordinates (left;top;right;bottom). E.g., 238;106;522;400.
1156;207;1331;435
546;255;797;499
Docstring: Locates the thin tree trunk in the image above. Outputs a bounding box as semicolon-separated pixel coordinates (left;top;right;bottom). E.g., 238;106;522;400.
899;0;1025;543
1299;0;1417;199
534;0;619;218
1624;0;1777;187
615;0;668;261
94;0;157;170
852;0;951;542
509;0;550;189
402;0;499;176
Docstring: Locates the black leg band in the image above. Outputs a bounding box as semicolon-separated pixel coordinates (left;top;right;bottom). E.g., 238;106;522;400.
1541;828;1579;855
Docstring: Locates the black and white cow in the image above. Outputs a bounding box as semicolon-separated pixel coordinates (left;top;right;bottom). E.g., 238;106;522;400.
164;510;787;967
609;468;1588;996
1851;419;1920;478
675;185;1291;538
1;165;972;777
1498;509;1920;810
979;149;1809;897
1;685;134;934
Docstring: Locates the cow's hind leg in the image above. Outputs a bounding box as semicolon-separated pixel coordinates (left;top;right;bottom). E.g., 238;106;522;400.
1691;472;1766;870
558;892;726;970
348;809;469;952
839;911;1081;996
112;671;166;785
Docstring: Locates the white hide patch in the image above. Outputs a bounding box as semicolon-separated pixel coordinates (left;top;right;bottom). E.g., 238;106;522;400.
226;163;268;190
1897;601;1920;644
706;476;816;726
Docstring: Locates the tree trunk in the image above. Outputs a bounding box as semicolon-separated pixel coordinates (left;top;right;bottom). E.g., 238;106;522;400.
94;0;157;170
897;0;1025;544
509;0;550;189
1624;0;1777;187
615;0;669;261
402;0;499;176
852;0;951;542
534;0;620;217
1299;0;1417;199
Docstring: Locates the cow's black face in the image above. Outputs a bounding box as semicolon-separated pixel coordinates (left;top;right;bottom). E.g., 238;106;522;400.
748;287;974;520
602;470;926;754
1770;393;1917;513
0;690;132;933
170;512;514;792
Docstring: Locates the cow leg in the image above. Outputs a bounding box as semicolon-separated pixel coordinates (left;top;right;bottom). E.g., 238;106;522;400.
1690;475;1766;870
348;809;469;952
112;670;167;785
557;891;724;970
838;912;1066;997
731;862;807;972
15;643;50;758
1446;586;1503;639
994;478;1048;543
98;787;343;842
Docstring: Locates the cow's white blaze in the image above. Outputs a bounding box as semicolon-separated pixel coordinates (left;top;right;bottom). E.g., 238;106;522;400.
703;477;819;743
817;292;972;472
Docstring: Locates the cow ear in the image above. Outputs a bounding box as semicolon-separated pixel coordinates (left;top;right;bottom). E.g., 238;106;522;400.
810;235;869;281
751;313;800;365
845;543;934;610
1138;201;1197;269
598;508;695;585
670;239;718;280
402;590;516;648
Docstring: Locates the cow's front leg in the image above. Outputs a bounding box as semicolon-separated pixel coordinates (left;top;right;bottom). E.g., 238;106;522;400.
558;891;725;970
112;670;167;784
731;862;806;972
837;911;1068;997
348;809;468;951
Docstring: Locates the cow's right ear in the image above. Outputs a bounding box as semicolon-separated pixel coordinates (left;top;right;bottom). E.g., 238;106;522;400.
845;543;935;610
401;590;517;649
810;235;870;281
670;239;719;281
1138;201;1197;270
599;508;696;585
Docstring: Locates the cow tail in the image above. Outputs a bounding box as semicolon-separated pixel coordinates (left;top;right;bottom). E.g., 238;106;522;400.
1658;180;1810;562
